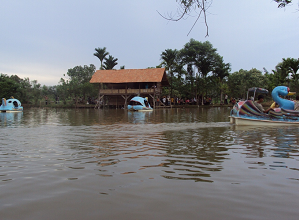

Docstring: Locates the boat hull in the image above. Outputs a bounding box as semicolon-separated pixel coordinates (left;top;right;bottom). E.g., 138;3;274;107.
230;86;299;126
229;116;299;126
127;106;153;111
0;109;23;113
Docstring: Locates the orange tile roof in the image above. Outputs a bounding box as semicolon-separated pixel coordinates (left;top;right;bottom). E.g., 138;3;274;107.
90;68;168;84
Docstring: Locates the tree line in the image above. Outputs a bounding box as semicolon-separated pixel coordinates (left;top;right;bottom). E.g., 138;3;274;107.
159;39;299;104
1;39;298;105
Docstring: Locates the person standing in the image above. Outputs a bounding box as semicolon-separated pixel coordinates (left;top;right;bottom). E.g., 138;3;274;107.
224;94;228;104
45;96;48;105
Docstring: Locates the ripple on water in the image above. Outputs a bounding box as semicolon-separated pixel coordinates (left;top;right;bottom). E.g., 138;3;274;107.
1;109;299;219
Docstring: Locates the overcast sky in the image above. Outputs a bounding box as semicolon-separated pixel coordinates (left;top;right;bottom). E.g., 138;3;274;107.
1;0;298;86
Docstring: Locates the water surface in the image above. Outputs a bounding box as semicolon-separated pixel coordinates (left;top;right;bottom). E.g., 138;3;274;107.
1;107;299;220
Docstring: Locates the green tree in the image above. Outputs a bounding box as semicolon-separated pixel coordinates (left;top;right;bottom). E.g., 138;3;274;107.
0;74;18;99
179;41;197;98
62;64;97;106
9;76;32;103
266;62;289;89
103;55;118;70
161;49;178;97
94;47;109;70
179;39;220;104
57;77;70;104
227;69;268;99
1;74;45;104
31;80;41;105
281;58;299;92
213;56;231;103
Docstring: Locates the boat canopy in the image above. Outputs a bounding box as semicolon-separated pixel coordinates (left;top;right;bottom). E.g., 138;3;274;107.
246;87;268;100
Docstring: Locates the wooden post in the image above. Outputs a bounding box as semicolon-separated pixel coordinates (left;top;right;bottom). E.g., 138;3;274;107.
121;95;129;109
98;83;101;102
154;86;156;109
139;83;141;96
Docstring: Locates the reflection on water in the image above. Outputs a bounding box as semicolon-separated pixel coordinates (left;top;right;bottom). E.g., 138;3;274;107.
1;108;299;220
127;111;153;124
232;125;299;159
0;112;23;127
162;127;229;182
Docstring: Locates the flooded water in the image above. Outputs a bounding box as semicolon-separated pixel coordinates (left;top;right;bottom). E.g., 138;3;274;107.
1;107;299;220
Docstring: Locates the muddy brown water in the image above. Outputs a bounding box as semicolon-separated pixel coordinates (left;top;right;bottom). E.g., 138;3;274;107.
1;107;299;220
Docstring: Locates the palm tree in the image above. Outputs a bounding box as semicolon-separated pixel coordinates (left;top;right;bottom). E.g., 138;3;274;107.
281;58;299;90
103;55;118;70
94;47;109;70
192;41;218;105
161;49;178;97
213;56;231;103
272;63;290;86
161;49;177;70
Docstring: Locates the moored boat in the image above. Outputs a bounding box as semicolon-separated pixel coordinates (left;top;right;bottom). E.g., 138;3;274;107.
127;96;153;111
0;98;23;112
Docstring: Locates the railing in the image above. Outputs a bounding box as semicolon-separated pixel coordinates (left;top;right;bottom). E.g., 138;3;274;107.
99;88;155;94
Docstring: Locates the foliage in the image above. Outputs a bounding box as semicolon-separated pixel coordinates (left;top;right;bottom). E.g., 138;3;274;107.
213;56;231;102
94;47;120;70
31;80;42;105
227;69;268;99
282;58;299;82
1;40;298;106
94;47;109;70
103;55;118;70
58;64;97;104
161;49;179;96
178;39;224;104
0;74;18;99
0;74;42;104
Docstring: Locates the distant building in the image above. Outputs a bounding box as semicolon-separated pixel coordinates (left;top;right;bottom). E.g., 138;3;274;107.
90;68;169;108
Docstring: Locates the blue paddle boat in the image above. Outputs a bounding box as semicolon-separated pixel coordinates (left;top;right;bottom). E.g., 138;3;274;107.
127;96;153;111
229;86;299;125
0;98;23;112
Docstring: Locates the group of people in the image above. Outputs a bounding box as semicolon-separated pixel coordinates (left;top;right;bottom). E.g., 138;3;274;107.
223;95;237;105
158;97;200;106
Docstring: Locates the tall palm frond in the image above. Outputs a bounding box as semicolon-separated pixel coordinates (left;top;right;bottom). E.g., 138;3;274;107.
94;47;109;70
103;55;118;70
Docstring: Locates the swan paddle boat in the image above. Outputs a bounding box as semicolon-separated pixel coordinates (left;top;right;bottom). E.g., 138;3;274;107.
127;96;153;111
229;86;299;125
0;98;23;112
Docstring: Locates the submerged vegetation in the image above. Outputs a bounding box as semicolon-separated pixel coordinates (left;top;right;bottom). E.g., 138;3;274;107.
1;40;298;106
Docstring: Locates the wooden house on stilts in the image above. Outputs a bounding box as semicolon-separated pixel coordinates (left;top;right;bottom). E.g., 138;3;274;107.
90;68;169;108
